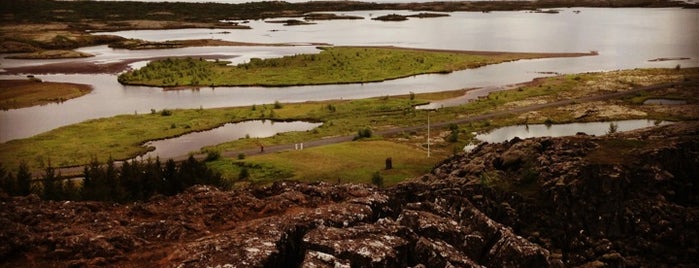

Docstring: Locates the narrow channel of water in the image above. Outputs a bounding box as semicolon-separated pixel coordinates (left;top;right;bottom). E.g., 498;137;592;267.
140;120;321;160
464;119;671;151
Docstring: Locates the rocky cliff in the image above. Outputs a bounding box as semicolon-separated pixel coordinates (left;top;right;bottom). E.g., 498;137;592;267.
1;121;697;267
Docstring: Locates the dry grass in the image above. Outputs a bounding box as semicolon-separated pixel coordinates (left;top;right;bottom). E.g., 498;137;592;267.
0;79;92;110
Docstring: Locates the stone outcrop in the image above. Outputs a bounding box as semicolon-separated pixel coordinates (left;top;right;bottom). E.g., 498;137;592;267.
1;122;697;267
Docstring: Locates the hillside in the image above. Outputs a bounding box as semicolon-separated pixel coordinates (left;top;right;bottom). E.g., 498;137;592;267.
1;121;697;267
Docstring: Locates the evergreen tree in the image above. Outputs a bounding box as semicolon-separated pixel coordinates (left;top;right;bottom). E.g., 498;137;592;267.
42;163;59;200
0;163;15;195
163;159;180;195
62;179;80;201
119;160;141;201
16;162;32;196
81;159;100;201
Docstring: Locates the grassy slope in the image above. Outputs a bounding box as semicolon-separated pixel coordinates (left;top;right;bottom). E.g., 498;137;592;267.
0;80;93;110
117;47;587;87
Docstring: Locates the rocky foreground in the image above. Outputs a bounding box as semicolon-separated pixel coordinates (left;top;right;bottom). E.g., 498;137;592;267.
1;121;697;267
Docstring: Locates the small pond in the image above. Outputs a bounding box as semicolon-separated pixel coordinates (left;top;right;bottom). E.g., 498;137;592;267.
643;99;687;105
464;119;671;151
140;120;321;159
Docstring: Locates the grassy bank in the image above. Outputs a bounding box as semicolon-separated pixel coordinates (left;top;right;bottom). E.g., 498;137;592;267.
118;46;593;87
0;79;93;110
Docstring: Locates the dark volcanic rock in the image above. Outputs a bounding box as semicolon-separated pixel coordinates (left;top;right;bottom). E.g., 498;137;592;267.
1;122;697;267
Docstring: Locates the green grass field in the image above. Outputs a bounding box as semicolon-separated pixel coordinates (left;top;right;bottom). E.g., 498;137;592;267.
118;46;587;87
208;140;441;186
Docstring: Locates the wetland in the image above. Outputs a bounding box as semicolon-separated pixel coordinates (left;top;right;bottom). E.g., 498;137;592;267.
1;1;698;267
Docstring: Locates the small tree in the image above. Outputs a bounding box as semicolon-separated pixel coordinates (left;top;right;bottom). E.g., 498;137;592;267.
239;166;250;180
273;100;283;109
0;163;14;195
16;162;32;196
371;172;384;188
42;164;59;200
447;124;459;143
355;127;373;140
608;122;618;134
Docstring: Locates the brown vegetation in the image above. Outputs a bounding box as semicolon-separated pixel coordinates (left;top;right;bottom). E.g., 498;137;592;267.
0;79;92;110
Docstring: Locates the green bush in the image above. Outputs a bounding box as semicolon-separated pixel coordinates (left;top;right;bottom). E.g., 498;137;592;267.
371;171;384;188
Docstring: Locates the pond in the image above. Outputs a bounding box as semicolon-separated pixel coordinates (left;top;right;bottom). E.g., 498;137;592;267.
1;8;697;142
140;120;321;160
464;119;671;151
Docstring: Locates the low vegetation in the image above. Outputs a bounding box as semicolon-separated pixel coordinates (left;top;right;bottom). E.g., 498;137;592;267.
118;46;592;87
0;79;93;110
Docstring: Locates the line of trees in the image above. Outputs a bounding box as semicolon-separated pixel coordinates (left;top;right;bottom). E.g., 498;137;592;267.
0;156;226;203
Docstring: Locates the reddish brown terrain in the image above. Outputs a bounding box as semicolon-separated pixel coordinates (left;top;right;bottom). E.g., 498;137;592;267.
1;122;697;267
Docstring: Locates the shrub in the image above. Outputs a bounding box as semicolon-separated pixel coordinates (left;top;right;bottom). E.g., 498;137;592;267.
608;122;618;134
239;166;250;180
273;100;283;109
354;127;372;140
160;109;172;116
205;150;221;161
371;171;384;188
544;118;553;127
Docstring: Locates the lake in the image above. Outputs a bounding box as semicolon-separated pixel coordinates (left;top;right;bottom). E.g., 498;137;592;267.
1;8;697;142
464;119;671;151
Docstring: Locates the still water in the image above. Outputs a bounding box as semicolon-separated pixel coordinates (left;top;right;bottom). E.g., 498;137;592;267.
1;8;697;142
141;120;321;159
464;119;671;151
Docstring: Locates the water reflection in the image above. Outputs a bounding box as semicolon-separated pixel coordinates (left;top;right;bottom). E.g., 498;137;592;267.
141;120;321;159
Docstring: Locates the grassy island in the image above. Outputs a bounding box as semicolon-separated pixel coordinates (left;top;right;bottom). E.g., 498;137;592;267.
118;46;595;87
0;79;92;110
